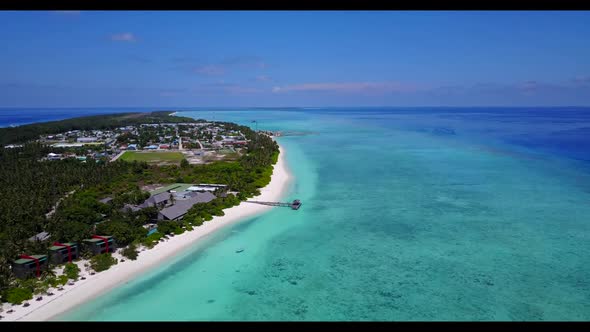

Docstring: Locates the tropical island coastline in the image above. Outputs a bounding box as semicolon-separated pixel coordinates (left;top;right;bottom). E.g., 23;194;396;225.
0;111;293;321
9;144;290;321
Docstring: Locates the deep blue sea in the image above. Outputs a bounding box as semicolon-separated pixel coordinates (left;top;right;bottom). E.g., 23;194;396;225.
3;107;590;320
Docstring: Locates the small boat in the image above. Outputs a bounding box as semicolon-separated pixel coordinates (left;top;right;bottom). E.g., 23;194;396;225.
291;199;302;210
235;248;245;253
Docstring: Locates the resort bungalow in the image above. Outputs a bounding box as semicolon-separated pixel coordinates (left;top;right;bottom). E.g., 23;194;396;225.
83;235;117;255
12;255;48;279
48;242;79;264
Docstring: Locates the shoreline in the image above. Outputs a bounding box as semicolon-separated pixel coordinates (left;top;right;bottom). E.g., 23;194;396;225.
7;142;292;321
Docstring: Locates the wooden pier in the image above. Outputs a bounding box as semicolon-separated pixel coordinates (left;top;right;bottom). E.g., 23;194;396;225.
246;199;302;210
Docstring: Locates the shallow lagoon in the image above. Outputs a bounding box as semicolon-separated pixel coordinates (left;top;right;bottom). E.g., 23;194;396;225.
62;108;590;321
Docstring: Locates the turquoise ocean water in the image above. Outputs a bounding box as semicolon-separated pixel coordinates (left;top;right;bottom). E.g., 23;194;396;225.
58;108;590;321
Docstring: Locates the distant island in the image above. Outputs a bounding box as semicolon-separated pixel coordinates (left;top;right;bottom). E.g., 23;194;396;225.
0;111;287;320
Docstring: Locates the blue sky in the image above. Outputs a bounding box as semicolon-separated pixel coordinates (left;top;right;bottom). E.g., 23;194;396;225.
1;10;590;107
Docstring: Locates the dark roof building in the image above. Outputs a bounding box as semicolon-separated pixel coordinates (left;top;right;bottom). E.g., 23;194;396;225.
140;192;171;208
158;192;216;221
119;192;173;213
121;204;142;213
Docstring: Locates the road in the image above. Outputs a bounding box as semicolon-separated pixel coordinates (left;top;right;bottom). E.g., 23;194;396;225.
110;150;126;162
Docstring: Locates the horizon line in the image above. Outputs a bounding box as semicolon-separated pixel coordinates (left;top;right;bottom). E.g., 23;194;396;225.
1;105;590;110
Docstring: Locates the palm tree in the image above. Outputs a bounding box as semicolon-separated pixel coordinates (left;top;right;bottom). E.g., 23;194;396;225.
40;269;56;280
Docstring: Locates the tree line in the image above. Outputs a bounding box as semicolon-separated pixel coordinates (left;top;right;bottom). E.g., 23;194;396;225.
0;111;198;147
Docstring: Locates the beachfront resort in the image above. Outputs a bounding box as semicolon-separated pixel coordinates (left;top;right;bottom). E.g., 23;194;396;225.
0;112;291;321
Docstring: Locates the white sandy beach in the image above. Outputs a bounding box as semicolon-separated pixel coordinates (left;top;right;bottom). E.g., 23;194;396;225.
5;143;291;321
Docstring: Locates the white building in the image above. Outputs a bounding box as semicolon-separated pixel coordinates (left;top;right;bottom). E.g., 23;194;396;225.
77;137;98;143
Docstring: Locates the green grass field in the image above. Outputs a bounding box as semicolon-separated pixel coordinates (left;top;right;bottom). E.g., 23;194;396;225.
120;151;184;162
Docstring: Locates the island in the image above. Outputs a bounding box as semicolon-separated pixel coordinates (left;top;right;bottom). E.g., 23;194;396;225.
0;111;291;321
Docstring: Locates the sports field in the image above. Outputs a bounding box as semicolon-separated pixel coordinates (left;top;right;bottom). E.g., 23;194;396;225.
119;151;184;162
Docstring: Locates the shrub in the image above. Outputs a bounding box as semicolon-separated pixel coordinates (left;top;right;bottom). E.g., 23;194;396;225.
64;263;80;280
157;220;175;235
37;281;49;295
180;159;189;168
90;254;118;272
5;287;32;305
57;274;69;285
46;276;60;288
142;231;163;249
173;226;184;235
122;244;139;261
16;279;39;293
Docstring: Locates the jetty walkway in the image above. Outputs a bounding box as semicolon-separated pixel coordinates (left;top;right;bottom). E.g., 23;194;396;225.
245;199;302;210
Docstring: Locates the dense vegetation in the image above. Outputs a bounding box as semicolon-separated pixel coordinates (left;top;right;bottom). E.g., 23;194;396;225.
0;112;279;303
121;244;139;261
90;254;118;272
63;263;80;280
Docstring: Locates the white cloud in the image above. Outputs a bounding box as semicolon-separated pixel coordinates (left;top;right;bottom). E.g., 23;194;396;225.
111;33;137;43
271;82;419;94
